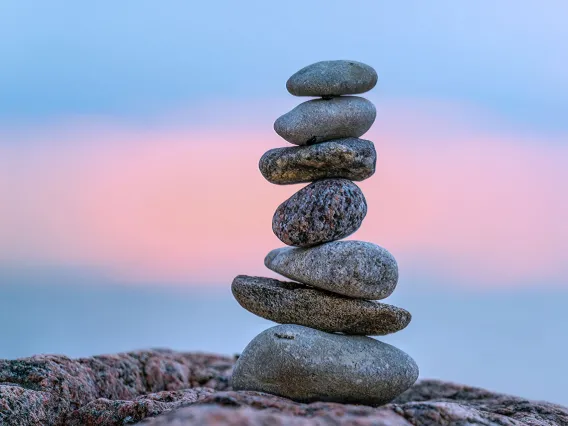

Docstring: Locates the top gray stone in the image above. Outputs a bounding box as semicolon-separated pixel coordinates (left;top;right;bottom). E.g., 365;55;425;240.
286;60;378;97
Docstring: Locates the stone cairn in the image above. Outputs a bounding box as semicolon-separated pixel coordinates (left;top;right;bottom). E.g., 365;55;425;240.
231;60;418;406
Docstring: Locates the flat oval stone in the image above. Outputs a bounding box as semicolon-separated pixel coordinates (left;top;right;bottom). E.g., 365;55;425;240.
286;60;378;97
272;179;367;247
265;241;398;299
259;138;376;185
232;275;411;335
231;324;419;406
274;96;376;145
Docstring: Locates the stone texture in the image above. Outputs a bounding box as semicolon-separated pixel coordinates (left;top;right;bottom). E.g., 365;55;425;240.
274;96;376;145
67;388;214;426
0;350;234;425
259;137;376;185
286;60;378;97
272;179;367;247
143;381;568;425
0;385;62;426
231;275;411;335
265;241;398;299
231;324;419;406
1;349;567;425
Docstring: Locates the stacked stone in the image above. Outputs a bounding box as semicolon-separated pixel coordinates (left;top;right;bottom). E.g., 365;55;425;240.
230;60;418;406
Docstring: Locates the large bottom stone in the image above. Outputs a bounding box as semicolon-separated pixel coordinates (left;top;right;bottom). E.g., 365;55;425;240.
231;324;419;406
232;275;411;335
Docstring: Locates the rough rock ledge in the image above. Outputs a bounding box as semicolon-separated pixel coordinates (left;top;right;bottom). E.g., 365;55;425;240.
0;349;566;425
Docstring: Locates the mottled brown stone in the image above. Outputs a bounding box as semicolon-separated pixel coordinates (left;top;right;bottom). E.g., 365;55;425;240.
272;178;367;247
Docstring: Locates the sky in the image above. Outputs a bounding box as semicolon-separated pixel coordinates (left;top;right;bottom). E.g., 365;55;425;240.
1;0;568;404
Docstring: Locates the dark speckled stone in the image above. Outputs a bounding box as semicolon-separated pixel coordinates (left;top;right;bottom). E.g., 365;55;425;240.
274;96;376;145
265;241;398;300
231;275;411;335
231;324;419;406
259;138;376;185
286;60;378;97
272;179;367;247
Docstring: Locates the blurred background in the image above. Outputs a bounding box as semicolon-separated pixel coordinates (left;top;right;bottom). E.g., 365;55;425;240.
1;1;567;405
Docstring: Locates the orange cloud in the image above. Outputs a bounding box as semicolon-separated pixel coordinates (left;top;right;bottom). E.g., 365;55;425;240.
1;101;567;288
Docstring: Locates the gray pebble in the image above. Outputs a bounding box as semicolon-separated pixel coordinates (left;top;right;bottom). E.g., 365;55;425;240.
265;241;398;299
287;60;378;97
232;275;411;335
259;138;376;185
274;96;376;145
272;179;367;247
231;324;419;406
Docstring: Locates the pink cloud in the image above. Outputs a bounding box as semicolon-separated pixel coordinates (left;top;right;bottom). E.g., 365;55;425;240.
1;101;567;288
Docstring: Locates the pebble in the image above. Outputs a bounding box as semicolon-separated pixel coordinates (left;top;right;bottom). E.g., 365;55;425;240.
265;241;398;299
231;275;411;335
274;96;376;145
272;179;367;247
231;324;419;406
286;60;378;97
259;138;376;185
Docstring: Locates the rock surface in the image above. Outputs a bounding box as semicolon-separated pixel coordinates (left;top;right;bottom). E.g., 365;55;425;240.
142;382;568;425
232;275;411;335
272;179;367;247
265;241;398;299
0;349;233;426
1;349;566;425
259;137;376;185
67;388;215;426
274;96;376;145
286;60;378;97
231;324;419;406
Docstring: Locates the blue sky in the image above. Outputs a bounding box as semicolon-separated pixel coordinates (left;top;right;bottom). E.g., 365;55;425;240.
1;1;567;133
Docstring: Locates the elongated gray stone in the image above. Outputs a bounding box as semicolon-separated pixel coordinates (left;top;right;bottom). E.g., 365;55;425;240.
272;179;367;247
286;60;378;97
265;241;398;299
231;275;411;335
259;138;376;185
274;96;376;145
231;324;419;406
